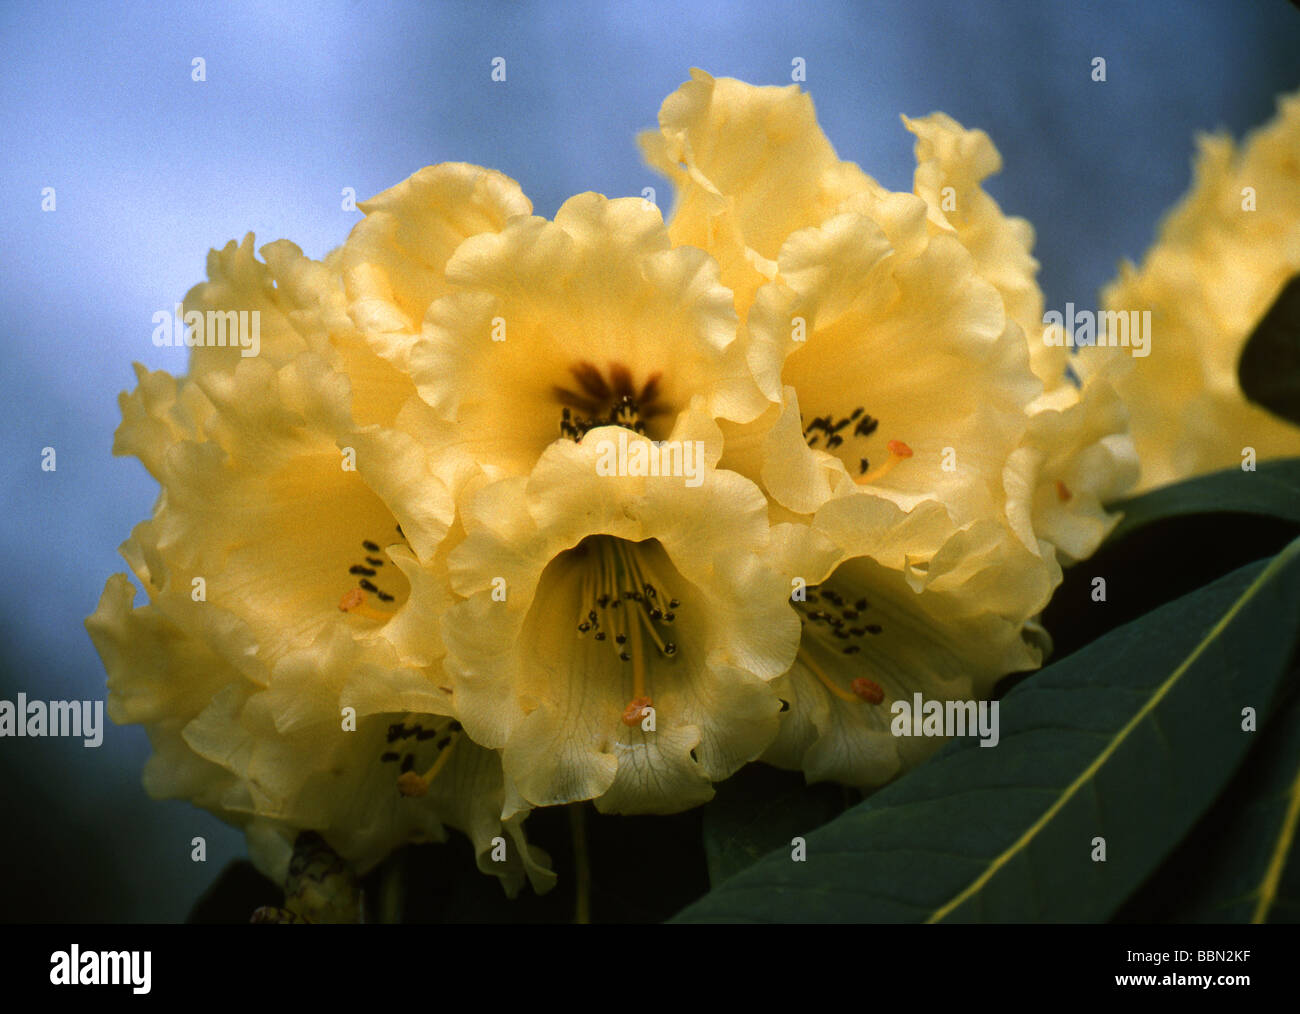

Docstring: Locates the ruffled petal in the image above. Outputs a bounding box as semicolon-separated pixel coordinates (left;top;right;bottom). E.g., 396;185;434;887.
341;163;533;368
748;207;1040;523
763;507;1051;788
1102;89;1300;490
902;112;1060;388
640;68;880;316
407;191;768;488
441;428;798;813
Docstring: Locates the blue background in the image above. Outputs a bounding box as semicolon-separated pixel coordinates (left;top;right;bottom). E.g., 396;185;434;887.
2;0;1297;921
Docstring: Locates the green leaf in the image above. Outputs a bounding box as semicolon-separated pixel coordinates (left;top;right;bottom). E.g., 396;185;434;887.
672;538;1300;923
1239;273;1300;427
1107;457;1300;545
701;764;850;887
1117;681;1300;923
1040;458;1300;661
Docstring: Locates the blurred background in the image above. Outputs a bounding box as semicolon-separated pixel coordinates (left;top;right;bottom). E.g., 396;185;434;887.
1;0;1297;922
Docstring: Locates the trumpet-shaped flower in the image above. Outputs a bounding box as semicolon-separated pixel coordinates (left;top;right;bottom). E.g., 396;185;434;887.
87;569;552;895
440;412;800;814
92;235;553;895
761;499;1052;786
1103;89;1300;491
642;70;1136;786
366;190;772;499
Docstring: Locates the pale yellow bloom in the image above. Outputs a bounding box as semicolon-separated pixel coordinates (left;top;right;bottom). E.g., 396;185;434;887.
88;573;551;893
440;408;802;814
1104;89;1300;491
904;111;1138;561
639;73;1053;380
642;70;1137;786
92;234;554;896
341;162;533;374
903;112;1062;390
1008;354;1139;565
336;172;809;816
643;70;1134;559
734;208;1058;785
370;190;772;500
761;501;1053;786
91;69;1155;856
638;68;878;320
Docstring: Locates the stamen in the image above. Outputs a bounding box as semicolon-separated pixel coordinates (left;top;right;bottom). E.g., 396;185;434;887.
790;574;883;670
569;536;682;728
1055;479;1073;502
803;408;878;448
795;576;887;699
554;362;669;441
346;539;399;602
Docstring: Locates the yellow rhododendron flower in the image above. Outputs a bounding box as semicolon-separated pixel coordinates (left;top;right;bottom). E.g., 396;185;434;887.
733;204;1061;785
334;171;809;815
341;162;533;385
391;190;771;498
642;70;1137;786
439;410;799;814
642;69;1135;560
91;70;1148;891
1103;88;1300;491
638;68;878;320
90;231;554;898
88;576;550;894
903;111;1061;390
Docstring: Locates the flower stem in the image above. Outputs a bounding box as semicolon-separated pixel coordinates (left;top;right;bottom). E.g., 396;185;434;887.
376;851;405;924
569;802;591;924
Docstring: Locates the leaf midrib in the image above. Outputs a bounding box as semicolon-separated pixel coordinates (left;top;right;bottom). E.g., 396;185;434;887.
1252;762;1300;923
926;540;1300;923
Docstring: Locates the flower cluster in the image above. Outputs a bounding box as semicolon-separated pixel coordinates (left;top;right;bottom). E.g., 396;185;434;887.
88;70;1139;895
1103;90;1300;491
